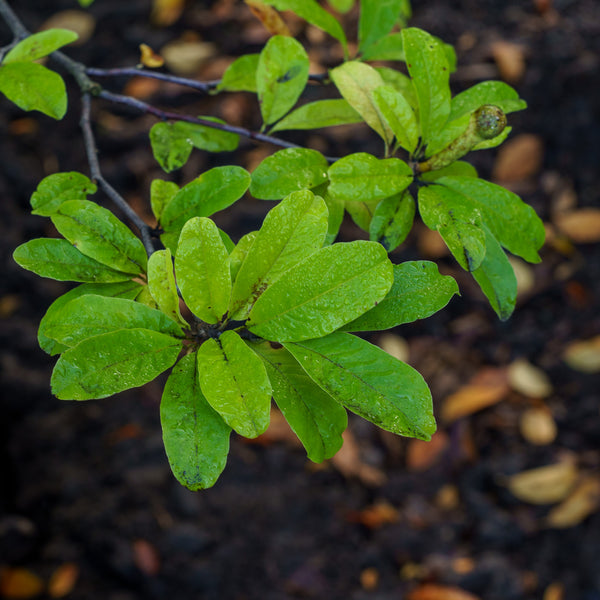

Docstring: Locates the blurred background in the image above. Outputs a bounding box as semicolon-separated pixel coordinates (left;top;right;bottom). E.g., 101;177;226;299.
1;1;599;598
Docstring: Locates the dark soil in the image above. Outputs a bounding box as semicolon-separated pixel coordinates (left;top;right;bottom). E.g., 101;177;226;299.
1;1;599;599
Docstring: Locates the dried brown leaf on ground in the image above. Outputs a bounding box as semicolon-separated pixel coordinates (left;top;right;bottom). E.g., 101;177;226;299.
331;430;387;486
563;335;600;373
507;358;553;398
152;0;185;26
378;333;410;362
245;0;291;36
346;500;399;529
132;539;161;576
554;209;600;243
407;583;481;600
0;567;44;599
161;35;217;76
490;40;527;83
360;567;379;590
505;458;578;504
546;474;600;528
247;408;302;449
48;563;79;599
492;134;544;182
139;44;165;68
519;405;557;445
406;431;450;471
441;367;509;423
543;582;565;600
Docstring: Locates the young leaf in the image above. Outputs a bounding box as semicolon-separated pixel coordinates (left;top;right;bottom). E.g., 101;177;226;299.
369;190;415;251
0;62;67;119
150;179;179;223
472;226;517;321
343;261;459;331
250;340;346;462
196;331;271;438
328;153;413;203
51;329;182;400
175;217;231;324
284;332;436;440
402;27;451;144
161;353;231;491
436;177;545;263
269;99;362;133
51;200;148;275
30;172;97;217
330;62;394;147
216;54;260;93
263;0;348;54
3;29;78;63
43;294;184;348
229;190;328;319
38;281;143;355
418;184;487;271
256;35;310;126
147;249;187;327
159;166;250;251
247;240;393;342
360;32;404;62
358;0;407;55
372;84;419;153
250;148;329;200
13;238;134;283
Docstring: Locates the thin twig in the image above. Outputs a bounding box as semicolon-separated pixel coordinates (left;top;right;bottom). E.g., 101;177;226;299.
80;93;155;256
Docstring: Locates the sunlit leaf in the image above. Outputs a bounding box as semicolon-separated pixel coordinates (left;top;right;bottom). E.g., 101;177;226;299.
3;29;78;63
270;99;362;133
216;54;260;93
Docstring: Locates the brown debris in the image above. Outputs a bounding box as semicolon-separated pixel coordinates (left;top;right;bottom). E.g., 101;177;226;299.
406;431;450;471
554;208;600;243
331;430;387;486
490;40;527;83
407;583;481;600
48;563;79;599
546;474;600;528
492;134;544;182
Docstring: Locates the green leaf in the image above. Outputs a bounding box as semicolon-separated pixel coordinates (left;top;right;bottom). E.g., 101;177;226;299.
269;99;362;133
330;61;394;147
372;84;419;153
13;238;134;283
196;331;271;438
51;200;147;275
376;67;418;110
471;126;512;151
51;328;182;400
256;35;310;126
30;172;97;217
250;340;346;462
436;177;545;263
38;281;143;355
247;240;393;342
216;54;260;93
161;353;231;491
218;229;235;253
284;332;436;440
418;184;487;271
472;226;517;321
360;32;404;61
229;190;328;319
345;198;379;231
327;0;354;13
320;188;345;245
328;152;413;203
147;249;187;327
402;27;451;144
343;261;459;331
264;0;348;53
43;294;184;348
358;0;407;55
250;148;329;200
150;179;179;223
175;217;231;324
78;0;95;6
449;81;527;121
159;166;250;251
0;62;67;119
369;190;415;251
3;29;78;64
419;161;478;182
229;231;258;282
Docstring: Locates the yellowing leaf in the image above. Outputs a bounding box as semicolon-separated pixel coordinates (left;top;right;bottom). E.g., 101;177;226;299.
546;475;600;528
507;358;553;398
519;406;557;446
554;209;600;244
48;563;79;598
506;459;578;504
151;0;185;26
245;0;291;36
139;43;164;68
0;567;44;599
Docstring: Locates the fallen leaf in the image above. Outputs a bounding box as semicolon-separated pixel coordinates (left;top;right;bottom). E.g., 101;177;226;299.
406;431;450;471
492;134;544;182
508;257;535;297
506;458;578;504
441;367;509;423
40;10;95;45
435;484;460;510
331;430;386;486
122;77;162;100
554;209;600;243
247;409;301;448
407;583;481;600
543;582;565;600
507;359;553;398
346;500;399;529
151;0;185;26
490;40;526;83
161;36;216;76
379;333;409;362
418;227;449;259
360;567;379;590
48;563;79;598
139;43;164;68
132;539;160;576
519;406;557;445
0;567;44;599
563;336;600;373
546;475;600;528
451;557;475;575
245;0;291;36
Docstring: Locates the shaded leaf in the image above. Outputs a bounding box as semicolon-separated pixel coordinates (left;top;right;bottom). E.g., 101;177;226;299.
285;332;436;440
150;179;179;225
147;249;188;327
30;172;96;216
327;0;354;12
51;328;182;400
161;353;231;490
270;99;362;132
372;84;419;153
369;190;415;251
419;161;478;182
360;32;404;61
358;0;407;55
